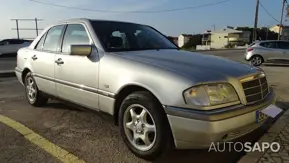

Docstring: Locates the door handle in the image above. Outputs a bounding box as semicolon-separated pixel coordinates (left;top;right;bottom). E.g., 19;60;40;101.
55;58;64;65
31;55;38;60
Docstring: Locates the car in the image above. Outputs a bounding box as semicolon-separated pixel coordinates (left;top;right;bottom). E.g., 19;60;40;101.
245;40;289;66
0;39;31;57
15;18;276;160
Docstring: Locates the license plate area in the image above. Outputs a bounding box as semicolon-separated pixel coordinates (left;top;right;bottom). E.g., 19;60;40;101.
256;110;268;123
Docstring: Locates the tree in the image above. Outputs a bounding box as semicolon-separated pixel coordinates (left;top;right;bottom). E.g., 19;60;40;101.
236;27;278;42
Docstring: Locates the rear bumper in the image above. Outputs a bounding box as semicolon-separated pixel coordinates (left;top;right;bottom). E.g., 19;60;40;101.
245;51;253;61
15;67;23;85
165;90;276;149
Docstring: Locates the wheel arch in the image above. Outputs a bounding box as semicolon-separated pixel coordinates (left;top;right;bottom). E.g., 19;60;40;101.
113;84;163;125
250;54;264;62
21;68;31;84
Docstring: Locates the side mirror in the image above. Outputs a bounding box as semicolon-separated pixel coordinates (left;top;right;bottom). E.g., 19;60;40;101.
70;45;92;56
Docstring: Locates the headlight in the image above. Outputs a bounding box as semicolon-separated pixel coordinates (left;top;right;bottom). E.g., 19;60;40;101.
184;83;239;106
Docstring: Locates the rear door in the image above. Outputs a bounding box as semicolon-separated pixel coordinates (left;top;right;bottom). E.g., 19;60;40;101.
31;25;65;96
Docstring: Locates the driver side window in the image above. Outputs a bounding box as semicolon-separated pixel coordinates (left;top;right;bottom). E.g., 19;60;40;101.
61;24;90;53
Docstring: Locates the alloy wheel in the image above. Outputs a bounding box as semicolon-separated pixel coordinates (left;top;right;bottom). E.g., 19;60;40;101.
123;104;157;151
26;77;37;102
251;56;262;66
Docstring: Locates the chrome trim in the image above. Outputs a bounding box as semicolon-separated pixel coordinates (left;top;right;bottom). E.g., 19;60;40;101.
33;73;115;98
15;67;23;73
240;73;269;105
246;92;262;97
33;73;53;82
243;84;260;90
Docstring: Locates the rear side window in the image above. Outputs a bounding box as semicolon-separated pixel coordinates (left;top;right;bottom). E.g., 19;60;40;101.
259;42;277;49
278;42;289;49
61;24;90;53
43;25;65;52
35;33;47;50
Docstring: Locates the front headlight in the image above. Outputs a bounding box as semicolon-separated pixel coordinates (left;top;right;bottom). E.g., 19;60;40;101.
184;83;239;106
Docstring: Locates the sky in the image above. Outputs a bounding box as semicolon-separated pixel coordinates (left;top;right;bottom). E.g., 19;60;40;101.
0;0;284;39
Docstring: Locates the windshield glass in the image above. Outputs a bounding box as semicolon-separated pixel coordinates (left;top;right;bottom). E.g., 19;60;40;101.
91;21;177;52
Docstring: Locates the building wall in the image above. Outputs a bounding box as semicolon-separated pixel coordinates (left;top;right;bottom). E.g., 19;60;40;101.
178;35;190;47
210;33;229;49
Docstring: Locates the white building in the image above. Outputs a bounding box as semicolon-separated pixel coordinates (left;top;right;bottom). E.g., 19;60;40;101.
178;34;193;47
203;26;251;49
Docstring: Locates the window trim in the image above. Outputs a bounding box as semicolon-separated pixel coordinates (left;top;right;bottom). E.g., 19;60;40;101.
59;23;94;55
260;41;278;49
35;32;48;51
34;24;66;53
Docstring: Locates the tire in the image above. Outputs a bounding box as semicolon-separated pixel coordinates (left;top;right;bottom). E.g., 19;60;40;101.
118;91;173;161
250;55;263;66
24;72;48;106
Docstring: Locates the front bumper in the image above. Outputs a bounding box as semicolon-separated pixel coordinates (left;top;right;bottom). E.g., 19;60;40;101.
165;90;276;149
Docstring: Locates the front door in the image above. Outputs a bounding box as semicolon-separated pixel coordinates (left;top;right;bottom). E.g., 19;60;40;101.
54;24;99;110
31;25;65;96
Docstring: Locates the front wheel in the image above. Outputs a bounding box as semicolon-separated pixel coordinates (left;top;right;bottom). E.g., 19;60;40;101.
250;55;263;66
24;72;48;106
118;91;173;161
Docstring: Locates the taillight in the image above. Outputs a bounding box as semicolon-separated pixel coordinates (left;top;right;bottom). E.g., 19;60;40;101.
247;48;253;52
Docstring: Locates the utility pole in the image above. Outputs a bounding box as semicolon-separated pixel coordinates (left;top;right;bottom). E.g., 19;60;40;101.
278;0;286;40
266;26;269;40
253;0;259;42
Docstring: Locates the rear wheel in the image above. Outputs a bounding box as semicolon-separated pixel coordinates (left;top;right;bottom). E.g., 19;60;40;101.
250;55;263;66
118;91;173;161
24;72;48;106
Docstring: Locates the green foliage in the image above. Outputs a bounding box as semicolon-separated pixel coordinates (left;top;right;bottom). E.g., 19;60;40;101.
236;27;278;42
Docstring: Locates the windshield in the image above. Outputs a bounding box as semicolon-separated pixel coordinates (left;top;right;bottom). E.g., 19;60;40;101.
91;21;177;52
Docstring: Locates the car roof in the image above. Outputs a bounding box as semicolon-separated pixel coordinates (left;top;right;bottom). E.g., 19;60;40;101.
56;18;145;26
255;40;289;43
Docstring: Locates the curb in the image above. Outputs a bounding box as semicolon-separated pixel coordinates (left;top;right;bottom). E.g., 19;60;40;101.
192;48;246;52
238;109;289;163
0;70;15;78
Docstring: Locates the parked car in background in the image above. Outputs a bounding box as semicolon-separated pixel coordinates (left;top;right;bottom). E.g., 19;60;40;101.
245;40;289;66
0;39;32;56
15;19;276;160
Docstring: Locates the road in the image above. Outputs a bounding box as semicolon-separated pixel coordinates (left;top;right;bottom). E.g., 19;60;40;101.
0;49;288;163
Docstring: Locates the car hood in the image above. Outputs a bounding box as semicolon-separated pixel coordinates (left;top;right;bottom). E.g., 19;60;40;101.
114;49;260;83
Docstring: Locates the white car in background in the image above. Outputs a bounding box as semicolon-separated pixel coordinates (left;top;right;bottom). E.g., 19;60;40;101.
0;39;32;57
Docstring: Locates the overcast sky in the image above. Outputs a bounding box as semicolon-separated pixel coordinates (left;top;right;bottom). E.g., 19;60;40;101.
0;0;283;39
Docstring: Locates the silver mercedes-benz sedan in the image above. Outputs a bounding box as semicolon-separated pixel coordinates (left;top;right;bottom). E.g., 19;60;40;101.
15;18;277;160
245;40;289;66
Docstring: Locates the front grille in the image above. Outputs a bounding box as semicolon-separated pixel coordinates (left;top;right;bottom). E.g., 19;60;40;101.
241;76;269;104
